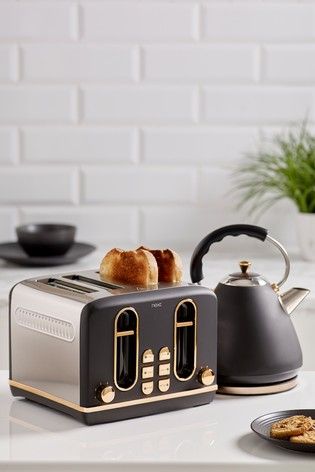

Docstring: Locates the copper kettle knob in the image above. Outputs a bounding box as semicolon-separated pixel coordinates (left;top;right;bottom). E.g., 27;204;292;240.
239;260;251;274
198;367;215;386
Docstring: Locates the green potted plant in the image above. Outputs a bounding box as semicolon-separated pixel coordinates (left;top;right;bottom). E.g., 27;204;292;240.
233;122;315;261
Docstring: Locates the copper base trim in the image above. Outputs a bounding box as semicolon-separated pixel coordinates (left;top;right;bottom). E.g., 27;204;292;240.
9;379;217;414
217;377;298;396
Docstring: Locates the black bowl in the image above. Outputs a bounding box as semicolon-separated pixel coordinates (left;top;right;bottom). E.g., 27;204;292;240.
16;224;76;257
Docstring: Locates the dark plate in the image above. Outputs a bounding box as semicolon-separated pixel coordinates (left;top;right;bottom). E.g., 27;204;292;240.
251;409;315;453
0;242;96;267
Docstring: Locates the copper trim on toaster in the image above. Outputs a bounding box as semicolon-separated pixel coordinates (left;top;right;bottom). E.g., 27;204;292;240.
173;298;197;382
114;307;139;392
9;379;217;413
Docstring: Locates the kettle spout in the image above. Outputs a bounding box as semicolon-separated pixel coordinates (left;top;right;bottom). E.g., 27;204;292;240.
279;288;310;315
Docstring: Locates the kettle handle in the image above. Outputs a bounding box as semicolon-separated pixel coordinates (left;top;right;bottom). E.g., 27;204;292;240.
190;224;290;288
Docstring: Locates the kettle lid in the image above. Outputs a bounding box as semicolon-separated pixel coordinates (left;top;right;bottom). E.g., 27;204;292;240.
220;261;268;287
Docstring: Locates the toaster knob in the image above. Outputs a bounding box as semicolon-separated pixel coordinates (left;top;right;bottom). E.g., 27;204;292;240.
198;368;215;386
97;385;115;404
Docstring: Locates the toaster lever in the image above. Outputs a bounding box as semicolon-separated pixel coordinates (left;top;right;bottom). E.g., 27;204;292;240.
116;330;135;337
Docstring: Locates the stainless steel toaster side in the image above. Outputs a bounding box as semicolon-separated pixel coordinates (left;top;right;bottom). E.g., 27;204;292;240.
10;282;84;404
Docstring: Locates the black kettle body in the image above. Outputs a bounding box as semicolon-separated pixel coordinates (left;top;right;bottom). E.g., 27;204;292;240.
216;282;302;386
191;224;309;389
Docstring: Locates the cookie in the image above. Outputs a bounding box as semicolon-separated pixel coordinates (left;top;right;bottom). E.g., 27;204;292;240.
270;415;313;439
290;429;315;444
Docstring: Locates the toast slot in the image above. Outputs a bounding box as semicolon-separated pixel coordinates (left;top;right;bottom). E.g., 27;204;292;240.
174;299;197;381
44;278;97;294
63;275;122;290
114;308;139;391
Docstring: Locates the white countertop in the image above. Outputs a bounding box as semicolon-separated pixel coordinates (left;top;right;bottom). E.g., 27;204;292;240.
1;370;315;471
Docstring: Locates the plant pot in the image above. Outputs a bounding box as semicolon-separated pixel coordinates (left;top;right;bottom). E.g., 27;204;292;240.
296;213;315;261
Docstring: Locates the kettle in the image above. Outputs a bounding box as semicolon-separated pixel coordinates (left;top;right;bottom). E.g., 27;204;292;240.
190;224;310;394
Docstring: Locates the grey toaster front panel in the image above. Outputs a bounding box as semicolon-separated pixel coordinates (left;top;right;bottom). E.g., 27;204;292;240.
10;283;85;403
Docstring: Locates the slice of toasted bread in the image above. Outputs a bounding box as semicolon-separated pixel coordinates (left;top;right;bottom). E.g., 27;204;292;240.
100;248;158;286
138;246;183;283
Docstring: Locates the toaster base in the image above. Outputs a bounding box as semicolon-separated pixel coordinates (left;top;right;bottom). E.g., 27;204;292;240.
10;382;216;425
217;376;298;396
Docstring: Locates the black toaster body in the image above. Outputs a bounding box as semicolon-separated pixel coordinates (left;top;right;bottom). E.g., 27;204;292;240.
9;270;217;425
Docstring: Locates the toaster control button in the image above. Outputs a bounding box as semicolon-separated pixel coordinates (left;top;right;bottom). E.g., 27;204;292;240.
198;368;215;386
158;379;170;393
159;363;170;377
142;381;154;395
97;385;115;404
143;349;154;364
159;347;170;361
142;366;154;379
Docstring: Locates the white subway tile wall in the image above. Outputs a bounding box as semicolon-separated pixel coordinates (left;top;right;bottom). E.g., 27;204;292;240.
0;129;18;164
22;127;137;163
82;86;197;123
0;3;77;40
0;87;77;123
82;3;198;41
0;46;18;82
0;167;79;204
82;167;197;203
0;1;313;251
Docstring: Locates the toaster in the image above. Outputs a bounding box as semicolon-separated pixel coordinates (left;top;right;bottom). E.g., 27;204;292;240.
9;269;217;425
